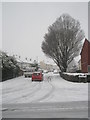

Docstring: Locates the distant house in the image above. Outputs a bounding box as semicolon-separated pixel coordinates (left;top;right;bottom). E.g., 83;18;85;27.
39;61;59;71
67;59;78;72
78;59;81;71
15;57;38;72
80;38;90;73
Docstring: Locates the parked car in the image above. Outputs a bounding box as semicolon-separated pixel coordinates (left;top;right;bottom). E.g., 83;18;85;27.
43;70;48;73
53;69;59;74
32;72;43;82
24;71;33;78
78;74;87;82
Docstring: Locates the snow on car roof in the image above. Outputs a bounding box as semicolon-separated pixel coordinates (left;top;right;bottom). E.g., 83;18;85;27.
33;71;41;73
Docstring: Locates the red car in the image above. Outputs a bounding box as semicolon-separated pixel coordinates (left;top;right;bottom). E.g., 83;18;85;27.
32;72;43;82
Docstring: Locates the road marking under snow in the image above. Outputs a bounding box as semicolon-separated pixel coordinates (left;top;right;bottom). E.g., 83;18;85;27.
2;106;88;112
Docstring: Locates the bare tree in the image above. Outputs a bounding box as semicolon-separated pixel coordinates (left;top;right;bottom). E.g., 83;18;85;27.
41;14;84;72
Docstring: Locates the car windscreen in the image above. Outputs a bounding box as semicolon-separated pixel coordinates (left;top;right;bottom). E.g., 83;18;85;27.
33;73;40;76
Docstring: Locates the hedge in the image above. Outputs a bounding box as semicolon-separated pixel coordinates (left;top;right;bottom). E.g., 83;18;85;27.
60;72;90;83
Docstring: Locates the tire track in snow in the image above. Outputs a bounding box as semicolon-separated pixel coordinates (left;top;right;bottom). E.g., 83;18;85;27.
31;76;55;102
19;82;42;100
13;82;42;103
3;81;41;104
3;80;36;95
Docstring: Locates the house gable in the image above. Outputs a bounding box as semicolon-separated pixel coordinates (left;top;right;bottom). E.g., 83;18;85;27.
80;38;89;55
80;38;90;73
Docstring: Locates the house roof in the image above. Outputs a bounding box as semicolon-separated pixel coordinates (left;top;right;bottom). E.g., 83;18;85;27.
15;56;33;64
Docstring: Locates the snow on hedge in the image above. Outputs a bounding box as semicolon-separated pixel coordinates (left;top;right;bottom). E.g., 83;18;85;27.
63;72;87;76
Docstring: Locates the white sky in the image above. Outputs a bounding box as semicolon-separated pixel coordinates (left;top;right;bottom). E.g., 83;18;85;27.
0;1;88;64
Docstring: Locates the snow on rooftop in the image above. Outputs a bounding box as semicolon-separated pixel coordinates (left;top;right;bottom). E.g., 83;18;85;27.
15;56;33;64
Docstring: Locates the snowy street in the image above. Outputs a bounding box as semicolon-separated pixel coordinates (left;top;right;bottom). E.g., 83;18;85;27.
2;72;88;103
1;2;89;119
2;72;88;118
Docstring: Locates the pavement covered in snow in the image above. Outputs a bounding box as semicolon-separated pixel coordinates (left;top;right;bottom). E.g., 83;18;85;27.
2;72;88;104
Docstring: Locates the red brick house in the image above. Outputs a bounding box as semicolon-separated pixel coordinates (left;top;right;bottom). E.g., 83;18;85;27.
80;38;90;73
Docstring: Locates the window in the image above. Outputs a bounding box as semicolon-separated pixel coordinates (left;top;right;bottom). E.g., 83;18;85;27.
33;73;40;76
88;65;90;72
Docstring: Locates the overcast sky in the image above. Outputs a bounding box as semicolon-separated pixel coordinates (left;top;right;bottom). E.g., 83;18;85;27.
2;2;88;63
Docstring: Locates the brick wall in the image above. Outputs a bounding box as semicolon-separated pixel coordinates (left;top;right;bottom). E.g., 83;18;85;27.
81;39;89;73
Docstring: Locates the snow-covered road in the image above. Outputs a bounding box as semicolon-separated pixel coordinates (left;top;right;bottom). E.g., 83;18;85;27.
2;72;88;104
